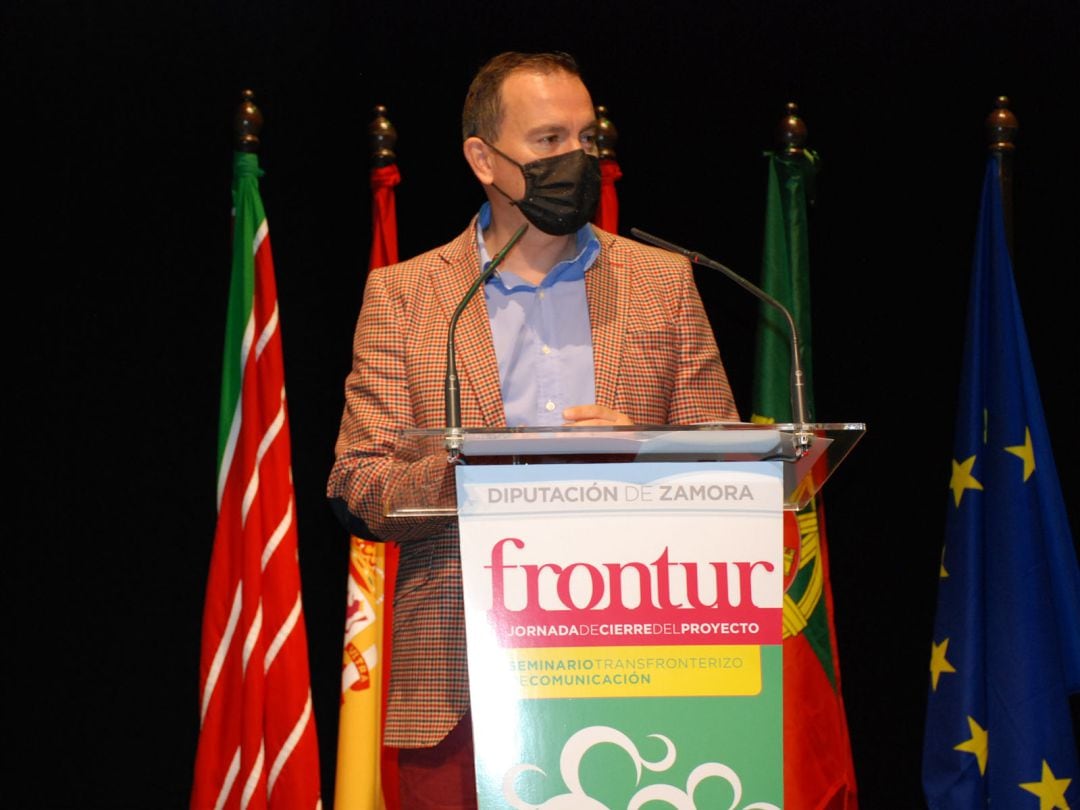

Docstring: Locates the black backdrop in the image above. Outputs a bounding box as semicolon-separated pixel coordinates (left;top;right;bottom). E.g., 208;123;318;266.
11;0;1079;807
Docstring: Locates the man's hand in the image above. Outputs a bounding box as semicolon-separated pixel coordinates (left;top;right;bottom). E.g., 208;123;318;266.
562;405;633;426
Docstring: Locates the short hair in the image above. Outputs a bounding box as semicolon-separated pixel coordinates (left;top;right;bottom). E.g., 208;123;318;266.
461;51;582;142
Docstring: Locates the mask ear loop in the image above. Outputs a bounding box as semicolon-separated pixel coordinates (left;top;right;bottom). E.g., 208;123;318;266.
480;139;523;170
480;139;527;207
491;183;523;208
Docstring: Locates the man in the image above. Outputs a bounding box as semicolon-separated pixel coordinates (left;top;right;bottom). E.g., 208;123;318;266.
328;51;739;808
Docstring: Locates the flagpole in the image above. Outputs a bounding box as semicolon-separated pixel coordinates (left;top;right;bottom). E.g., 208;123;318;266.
776;101;807;157
370;103;397;168
235;88;262;153
596;104;618;160
593;104;622;234
985;96;1018;253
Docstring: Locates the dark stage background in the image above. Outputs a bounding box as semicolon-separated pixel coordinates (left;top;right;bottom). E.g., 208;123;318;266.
11;1;1079;807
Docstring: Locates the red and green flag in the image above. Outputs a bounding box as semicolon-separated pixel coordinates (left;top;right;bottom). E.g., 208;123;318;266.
752;149;859;809
192;150;322;810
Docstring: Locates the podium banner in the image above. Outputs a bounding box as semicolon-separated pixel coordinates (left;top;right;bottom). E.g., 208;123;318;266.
457;461;784;809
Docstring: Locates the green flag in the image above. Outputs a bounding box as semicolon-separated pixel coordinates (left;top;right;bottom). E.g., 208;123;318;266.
752;152;815;423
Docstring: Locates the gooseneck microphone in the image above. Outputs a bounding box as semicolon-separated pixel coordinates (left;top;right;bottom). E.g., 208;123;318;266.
630;227;812;455
445;223;529;456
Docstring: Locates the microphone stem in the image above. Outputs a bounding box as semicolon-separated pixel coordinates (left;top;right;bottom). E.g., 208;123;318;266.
444;223;529;457
630;228;812;454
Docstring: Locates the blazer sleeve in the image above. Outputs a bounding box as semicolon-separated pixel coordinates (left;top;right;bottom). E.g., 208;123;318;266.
610;238;741;425
327;265;456;543
669;260;740;424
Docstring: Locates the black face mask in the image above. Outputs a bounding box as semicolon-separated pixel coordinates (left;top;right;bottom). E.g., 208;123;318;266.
486;143;601;236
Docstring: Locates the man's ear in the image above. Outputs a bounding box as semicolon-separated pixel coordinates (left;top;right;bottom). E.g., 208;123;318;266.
463;136;495;184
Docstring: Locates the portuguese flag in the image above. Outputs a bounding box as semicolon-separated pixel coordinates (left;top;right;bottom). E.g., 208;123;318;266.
752;150;859;809
192;151;322;810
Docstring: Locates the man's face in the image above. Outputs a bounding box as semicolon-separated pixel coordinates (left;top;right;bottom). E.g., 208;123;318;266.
487;69;598;201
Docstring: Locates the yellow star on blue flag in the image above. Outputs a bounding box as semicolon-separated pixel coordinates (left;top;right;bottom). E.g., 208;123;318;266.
1019;760;1071;810
1005;426;1036;482
952;716;988;775
930;639;957;691
950;455;983;507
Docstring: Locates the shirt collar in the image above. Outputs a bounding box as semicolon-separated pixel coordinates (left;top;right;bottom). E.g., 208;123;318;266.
475;202;600;288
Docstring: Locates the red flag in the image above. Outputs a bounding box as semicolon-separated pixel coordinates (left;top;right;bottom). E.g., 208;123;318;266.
781;498;859;809
369;164;400;268
192;150;322;810
594;157;622;233
334;160;402;810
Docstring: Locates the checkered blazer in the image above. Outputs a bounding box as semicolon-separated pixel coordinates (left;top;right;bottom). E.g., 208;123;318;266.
328;219;739;747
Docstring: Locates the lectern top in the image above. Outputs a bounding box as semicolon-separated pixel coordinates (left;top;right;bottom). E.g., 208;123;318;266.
388;422;865;514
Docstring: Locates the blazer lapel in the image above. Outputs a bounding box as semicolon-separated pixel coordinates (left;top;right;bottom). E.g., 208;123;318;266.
586;228;625;410
433;223;506;428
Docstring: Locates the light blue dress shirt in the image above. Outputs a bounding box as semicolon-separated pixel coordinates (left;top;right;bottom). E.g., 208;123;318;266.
476;203;601;427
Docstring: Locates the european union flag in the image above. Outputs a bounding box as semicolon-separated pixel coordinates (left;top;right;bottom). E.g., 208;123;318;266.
922;156;1080;807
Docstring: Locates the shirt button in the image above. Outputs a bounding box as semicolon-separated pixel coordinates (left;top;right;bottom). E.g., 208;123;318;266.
541;345;551;355
545;401;556;412
538;290;546;300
